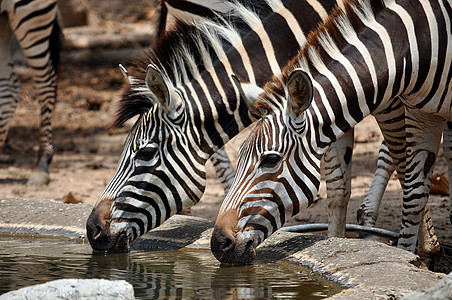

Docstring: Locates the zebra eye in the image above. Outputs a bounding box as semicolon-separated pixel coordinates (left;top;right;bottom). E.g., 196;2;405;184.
260;153;282;168
135;146;158;161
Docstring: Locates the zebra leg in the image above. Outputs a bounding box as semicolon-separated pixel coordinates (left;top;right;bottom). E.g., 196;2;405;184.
210;147;235;194
357;141;395;227
442;122;452;223
6;0;59;185
324;129;353;237
349;98;440;254
356;140;439;254
0;14;19;163
358;100;406;228
398;108;444;253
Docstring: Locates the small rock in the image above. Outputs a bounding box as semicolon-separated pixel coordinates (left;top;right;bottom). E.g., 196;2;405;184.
62;192;83;204
430;175;449;195
0;278;135;300
85;161;105;169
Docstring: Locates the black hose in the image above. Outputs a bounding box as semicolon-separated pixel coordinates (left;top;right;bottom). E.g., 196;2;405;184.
280;223;399;239
281;224;452;256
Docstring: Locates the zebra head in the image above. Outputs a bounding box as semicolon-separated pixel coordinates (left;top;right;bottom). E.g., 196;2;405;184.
211;69;321;264
87;64;206;252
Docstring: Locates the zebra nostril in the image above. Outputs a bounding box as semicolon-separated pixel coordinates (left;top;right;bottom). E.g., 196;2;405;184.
86;197;115;249
221;236;234;253
93;225;103;240
245;237;254;249
211;227;237;261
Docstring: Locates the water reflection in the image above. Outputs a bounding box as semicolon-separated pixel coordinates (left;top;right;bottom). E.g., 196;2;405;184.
0;236;340;299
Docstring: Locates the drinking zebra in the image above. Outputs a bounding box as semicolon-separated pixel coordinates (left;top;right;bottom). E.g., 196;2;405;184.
86;0;346;252
0;0;61;185
210;0;451;264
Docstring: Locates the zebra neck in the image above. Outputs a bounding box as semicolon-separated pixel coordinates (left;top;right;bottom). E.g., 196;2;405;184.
177;0;347;158
185;84;256;159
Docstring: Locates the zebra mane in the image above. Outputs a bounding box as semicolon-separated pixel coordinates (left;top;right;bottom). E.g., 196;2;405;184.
112;0;281;128
259;0;387;112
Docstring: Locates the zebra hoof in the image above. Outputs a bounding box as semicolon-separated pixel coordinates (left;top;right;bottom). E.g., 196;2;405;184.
27;170;50;185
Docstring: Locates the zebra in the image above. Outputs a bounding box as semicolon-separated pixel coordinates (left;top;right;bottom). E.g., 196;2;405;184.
0;0;62;185
210;0;451;264
86;0;347;252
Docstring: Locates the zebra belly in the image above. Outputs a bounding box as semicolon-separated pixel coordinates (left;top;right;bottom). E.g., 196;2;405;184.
401;91;452;122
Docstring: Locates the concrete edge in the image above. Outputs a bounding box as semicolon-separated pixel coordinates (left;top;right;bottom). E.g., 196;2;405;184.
0;223;85;240
0;198;446;299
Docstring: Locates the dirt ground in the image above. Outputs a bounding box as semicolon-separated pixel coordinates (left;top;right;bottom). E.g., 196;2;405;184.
0;0;450;273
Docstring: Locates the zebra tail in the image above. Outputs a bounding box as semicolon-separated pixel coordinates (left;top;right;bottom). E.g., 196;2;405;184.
50;9;64;75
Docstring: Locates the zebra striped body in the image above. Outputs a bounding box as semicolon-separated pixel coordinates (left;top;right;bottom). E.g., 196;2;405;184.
86;0;344;252
211;0;451;264
0;0;61;184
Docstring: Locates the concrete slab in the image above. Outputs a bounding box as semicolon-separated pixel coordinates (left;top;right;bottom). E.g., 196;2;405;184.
402;272;452;300
290;238;446;299
0;198;447;299
0;198;90;239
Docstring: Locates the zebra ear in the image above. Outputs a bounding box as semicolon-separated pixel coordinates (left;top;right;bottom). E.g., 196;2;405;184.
231;74;265;116
146;64;170;105
145;64;184;115
119;64;133;84
286;69;313;119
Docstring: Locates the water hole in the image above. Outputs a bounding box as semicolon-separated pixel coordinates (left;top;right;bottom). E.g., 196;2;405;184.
0;234;342;299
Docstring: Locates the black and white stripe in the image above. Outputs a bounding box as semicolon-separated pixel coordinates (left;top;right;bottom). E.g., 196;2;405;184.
211;0;451;264
0;0;61;184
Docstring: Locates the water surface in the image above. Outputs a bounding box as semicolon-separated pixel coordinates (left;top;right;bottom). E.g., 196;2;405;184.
0;235;341;299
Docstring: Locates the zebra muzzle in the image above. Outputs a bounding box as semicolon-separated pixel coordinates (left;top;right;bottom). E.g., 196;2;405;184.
210;226;256;265
86;198;130;252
